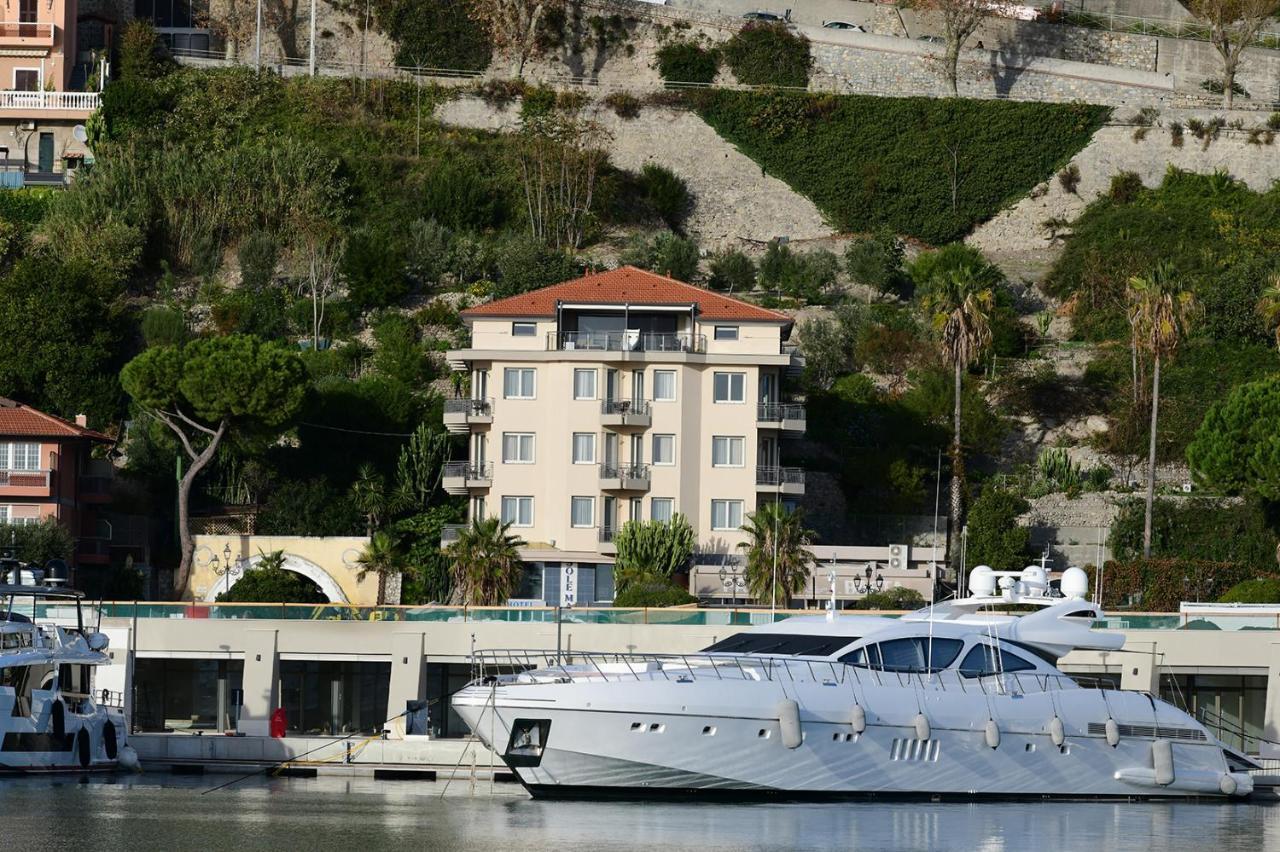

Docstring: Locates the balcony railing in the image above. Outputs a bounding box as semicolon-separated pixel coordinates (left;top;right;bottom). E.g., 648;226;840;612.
601;398;651;417
442;461;493;482
443;397;493;417
0;91;101;111
757;403;806;423
0;21;55;44
598;525;618;544
756;466;806;488
551;331;706;353
600;463;650;490
0;469;50;488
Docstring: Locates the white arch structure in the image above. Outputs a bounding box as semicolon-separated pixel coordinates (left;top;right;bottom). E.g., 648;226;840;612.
203;552;349;604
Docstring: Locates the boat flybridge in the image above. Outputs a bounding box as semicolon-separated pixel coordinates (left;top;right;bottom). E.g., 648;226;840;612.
454;566;1259;800
0;572;133;773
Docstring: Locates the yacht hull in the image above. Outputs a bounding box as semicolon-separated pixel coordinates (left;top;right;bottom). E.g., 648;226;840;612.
454;680;1253;801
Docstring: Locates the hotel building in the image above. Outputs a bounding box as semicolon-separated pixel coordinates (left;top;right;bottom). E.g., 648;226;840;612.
442;267;806;604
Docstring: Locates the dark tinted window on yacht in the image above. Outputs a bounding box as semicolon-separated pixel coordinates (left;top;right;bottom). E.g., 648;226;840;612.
701;633;855;657
958;644;1037;678
840;638;963;674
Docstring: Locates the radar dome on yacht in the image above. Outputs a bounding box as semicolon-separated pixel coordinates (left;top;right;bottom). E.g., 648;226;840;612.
1061;566;1089;600
969;565;995;597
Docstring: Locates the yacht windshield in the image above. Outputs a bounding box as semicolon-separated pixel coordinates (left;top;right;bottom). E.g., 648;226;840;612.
700;634;855;657
958;644;1037;678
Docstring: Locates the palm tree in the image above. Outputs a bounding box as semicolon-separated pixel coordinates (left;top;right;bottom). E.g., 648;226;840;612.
738;501;815;608
349;464;404;537
1256;273;1280;353
447;517;526;606
356;530;406;605
920;262;995;556
1127;261;1198;558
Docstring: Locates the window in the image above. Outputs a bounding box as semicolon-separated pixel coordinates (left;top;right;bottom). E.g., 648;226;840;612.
958;644;1037;678
511;322;536;337
500;496;534;527
651;434;675;466
0;507;38;527
714;326;739;341
13;69;38;92
711;436;744;467
711;499;743;530
571;433;596;464
571;496;595;528
702;634;856;657
651;498;673;523
503;368;536;399
571;368;597;400
653;370;676;402
713;372;746;403
501;433;535;464
0;443;39;471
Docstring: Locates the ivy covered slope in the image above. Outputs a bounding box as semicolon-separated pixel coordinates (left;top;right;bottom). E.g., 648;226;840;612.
689;91;1109;244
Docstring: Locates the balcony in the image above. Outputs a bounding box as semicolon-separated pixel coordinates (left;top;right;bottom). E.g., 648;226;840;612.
0;21;56;47
551;331;706;354
601;398;651;428
757;402;806;433
442;461;492;495
443;397;493;434
600;463;650;492
598;525;618;555
440;523;466;548
0;90;101;113
0;469;50;490
756;466;805;495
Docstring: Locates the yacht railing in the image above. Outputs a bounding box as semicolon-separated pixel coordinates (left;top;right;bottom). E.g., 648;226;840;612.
472;650;1089;696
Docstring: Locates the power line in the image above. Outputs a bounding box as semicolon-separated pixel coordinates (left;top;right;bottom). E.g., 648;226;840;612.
297;421;416;438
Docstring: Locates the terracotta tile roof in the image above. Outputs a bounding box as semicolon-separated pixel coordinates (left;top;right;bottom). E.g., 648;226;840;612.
461;266;792;323
0;398;112;442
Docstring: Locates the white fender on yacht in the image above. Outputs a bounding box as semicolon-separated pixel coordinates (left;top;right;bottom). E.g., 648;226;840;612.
118;744;141;772
778;700;802;749
984;719;1000;749
1105;719;1120;747
1220;773;1237;796
1152;739;1175;786
1049;716;1065;747
851;704;866;735
914;713;930;741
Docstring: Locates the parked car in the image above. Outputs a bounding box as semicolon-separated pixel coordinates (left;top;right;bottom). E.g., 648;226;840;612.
917;34;946;43
742;10;786;21
822;20;865;31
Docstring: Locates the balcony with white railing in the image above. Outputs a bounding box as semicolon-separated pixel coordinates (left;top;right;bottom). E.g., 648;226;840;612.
0;90;101;113
757;402;806;433
600;463;650;492
442;461;493;495
756;466;805;495
0;468;51;490
601;398;651;428
0;21;56;47
443;397;493;434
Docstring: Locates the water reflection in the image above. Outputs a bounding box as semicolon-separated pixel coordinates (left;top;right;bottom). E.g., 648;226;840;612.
0;775;1274;851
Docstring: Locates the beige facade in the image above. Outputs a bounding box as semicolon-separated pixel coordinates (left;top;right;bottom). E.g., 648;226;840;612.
444;268;805;602
185;534;375;604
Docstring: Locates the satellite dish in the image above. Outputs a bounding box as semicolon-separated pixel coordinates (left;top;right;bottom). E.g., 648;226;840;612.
72;124;87;143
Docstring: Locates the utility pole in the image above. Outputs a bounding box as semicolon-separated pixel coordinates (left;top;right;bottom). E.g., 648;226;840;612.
308;0;317;76
254;0;263;71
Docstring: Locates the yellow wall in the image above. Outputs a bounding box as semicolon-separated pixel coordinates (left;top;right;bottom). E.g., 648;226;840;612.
186;534;374;604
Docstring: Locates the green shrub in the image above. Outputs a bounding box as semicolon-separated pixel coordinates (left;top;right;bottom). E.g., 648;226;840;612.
256;479;364;536
603;91;642;119
721;23;811;88
1268;112;1280;131
209;287;289;339
640;163;692;232
492;233;575;297
655;40;719;84
620;232;700;281
691;91;1108;244
613;580;697;607
237;230;278;291
372;311;431;387
966;488;1030;570
216;561;328;603
1109;497;1276;566
119;21;172;82
1107;170;1143;204
343;227;410;310
376;0;493;71
844;228;906;297
1057;163;1081;194
707;249;756;293
1218;578;1280;604
856;587;926;610
758;241;839;302
140;305;187;347
1088;559;1278;611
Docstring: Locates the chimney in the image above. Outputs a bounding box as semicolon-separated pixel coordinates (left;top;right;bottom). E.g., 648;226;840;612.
74;414;88;428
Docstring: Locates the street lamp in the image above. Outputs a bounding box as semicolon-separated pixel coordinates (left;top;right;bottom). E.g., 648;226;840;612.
852;564;884;595
719;566;746;607
211;543;244;599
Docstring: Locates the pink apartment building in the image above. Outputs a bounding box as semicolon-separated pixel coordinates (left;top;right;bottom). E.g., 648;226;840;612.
0;397;113;568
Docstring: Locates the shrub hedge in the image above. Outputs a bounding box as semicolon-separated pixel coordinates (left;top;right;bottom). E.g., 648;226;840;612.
689;91;1108;244
721;23;811;88
1087;559;1280;611
1109;497;1277;566
655;41;719;85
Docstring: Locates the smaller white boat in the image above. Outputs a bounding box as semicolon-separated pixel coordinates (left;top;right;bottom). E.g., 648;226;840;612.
0;577;129;773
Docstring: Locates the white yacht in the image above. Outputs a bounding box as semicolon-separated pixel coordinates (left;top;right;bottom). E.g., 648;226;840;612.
0;581;131;773
454;566;1259;800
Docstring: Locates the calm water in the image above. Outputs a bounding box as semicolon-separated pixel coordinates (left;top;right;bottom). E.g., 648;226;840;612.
0;774;1276;851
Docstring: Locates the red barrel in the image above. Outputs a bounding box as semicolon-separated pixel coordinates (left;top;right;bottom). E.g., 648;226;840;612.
270;707;287;738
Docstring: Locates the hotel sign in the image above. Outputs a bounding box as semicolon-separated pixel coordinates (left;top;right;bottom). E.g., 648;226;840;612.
560;564;577;608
